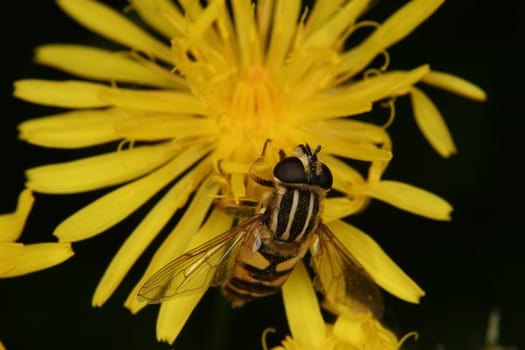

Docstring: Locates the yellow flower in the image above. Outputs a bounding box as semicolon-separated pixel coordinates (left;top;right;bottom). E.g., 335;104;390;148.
0;189;74;278
269;261;416;350
12;0;485;345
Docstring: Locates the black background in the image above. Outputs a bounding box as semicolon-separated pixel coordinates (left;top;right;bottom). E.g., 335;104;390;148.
0;1;522;350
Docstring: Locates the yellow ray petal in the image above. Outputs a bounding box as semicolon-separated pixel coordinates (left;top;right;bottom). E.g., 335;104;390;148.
99;88;207;115
363;180;453;221
0;242;74;278
332;312;400;350
57;0;172;62
0;189;34;243
306;0;346;33
156;209;233;344
125;172;220;313
422;70;487;101
410;87;457;157
337;65;431;103
255;0;275;51
265;0;301;75
18;108;129;149
156;294;206;344
285;50;340;103
295;128;392;163
13;79;110;108
339;0;443;77
115;115;219;141
54;143;213;242
0;243;23;276
35;45;180;88
92;166;207;307
327;220;425;303
296;96;372;121
129;0;179;39
158;4;187;38
282;261;325;350
232;0;261;67
301;119;389;146
26;142;181;194
303;0;371;49
324;197;368;222
184;0;223;43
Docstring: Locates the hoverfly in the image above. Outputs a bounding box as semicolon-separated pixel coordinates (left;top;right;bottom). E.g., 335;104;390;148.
139;143;383;317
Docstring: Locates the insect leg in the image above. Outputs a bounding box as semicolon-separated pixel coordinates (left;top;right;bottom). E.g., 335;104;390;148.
248;140;276;188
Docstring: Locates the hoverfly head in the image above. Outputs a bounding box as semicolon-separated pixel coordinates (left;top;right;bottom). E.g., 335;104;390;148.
273;144;333;190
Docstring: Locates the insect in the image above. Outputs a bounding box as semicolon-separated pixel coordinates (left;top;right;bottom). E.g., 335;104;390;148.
138;143;383;316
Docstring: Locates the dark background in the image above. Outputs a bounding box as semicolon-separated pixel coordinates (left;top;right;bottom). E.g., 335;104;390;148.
0;1;522;349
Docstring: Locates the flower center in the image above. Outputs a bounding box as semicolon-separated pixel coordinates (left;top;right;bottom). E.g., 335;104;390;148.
225;65;278;139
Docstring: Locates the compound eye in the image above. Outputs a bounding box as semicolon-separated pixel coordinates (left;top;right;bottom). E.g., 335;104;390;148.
274;157;307;184
318;163;333;189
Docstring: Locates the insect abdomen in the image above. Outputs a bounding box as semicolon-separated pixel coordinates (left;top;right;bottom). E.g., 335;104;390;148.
222;238;307;307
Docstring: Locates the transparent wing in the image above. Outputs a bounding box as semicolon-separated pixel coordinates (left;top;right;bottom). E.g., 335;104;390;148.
309;223;384;318
138;216;264;304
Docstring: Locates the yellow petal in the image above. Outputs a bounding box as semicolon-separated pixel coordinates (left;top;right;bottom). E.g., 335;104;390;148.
282;261;325;350
57;0;172;62
99;88;207;115
332;314;368;348
13;79;110;108
300;119;389;145
92;167;209;307
265;0;301;75
0;242;74;278
363;180;453;221
256;0;274;49
125;172;220;313
0;189;34;242
303;0;371;49
129;0;179;39
232;0;261;67
295;128;392;163
26;142;181;194
155;209;233;344
156;294;206;344
307;0;349;33
183;0;223;43
35;44;180;88
339;0;443;76
324;197;368;222
339;65;431;102
0;243;23;276
115;115;218;141
18;108;129;149
327;220;425;303
410;87;457;157
54;143;212;242
285;52;339;103
423;70;487;101
297;96;372;121
332;312;399;350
